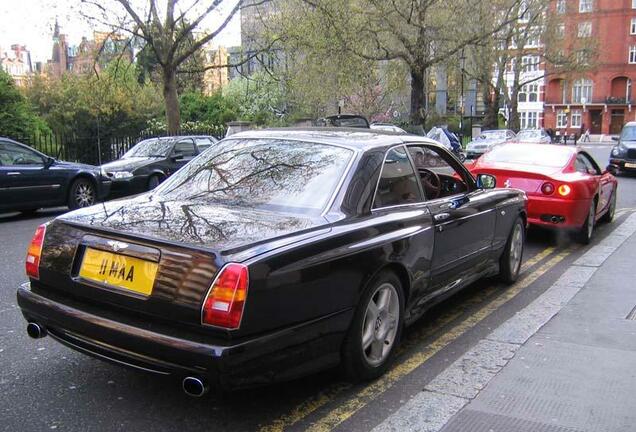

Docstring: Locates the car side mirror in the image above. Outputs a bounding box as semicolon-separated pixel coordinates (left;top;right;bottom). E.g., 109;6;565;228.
611;136;619;142
476;173;496;189
43;156;55;168
171;152;184;162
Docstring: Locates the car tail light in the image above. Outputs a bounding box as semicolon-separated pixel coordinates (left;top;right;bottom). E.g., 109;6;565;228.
201;263;249;329
557;184;572;197
25;224;46;279
541;182;555;195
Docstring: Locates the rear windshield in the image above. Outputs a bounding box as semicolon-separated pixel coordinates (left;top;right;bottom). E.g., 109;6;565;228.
154;139;354;215
621;126;636;141
516;130;541;139
124;138;174;158
482;144;572;168
476;130;506;140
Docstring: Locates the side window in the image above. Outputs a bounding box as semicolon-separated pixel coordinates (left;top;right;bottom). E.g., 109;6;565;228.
373;146;422;208
578;152;600;175
0;142;44;166
408;145;469;199
174;139;196;157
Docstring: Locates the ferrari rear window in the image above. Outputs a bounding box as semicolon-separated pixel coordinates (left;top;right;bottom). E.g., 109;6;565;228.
482;144;572;168
154;138;353;215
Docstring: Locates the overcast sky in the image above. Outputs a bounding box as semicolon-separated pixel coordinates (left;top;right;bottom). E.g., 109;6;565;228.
0;0;241;64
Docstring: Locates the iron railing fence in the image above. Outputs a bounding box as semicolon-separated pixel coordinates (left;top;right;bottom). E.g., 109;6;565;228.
7;128;226;166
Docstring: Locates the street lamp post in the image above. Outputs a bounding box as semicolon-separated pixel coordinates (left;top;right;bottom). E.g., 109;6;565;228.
459;49;466;143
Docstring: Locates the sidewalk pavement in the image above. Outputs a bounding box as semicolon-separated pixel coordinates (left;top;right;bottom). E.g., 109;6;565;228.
373;213;636;432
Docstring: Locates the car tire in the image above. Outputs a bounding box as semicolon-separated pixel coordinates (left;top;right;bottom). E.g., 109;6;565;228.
68;178;96;210
341;271;404;382
499;217;525;284
600;190;616;224
577;200;597;245
147;174;162;191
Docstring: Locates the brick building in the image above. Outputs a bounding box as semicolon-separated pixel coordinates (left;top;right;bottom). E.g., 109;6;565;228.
544;0;636;136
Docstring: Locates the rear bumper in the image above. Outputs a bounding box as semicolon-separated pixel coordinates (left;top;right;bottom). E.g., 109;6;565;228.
526;196;590;229
17;285;349;389
107;176;149;197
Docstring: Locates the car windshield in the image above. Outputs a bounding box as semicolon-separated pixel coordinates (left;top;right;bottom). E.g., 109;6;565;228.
123;138;175;158
516;130;541;139
621;126;636;141
154;138;354;215
476;131;506;141
482;144;572;168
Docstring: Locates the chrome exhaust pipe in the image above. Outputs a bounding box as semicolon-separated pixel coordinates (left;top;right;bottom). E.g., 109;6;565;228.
26;322;46;339
551;216;559;224
182;376;209;397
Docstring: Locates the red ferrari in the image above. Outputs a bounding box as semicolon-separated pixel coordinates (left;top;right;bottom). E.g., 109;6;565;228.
470;143;617;243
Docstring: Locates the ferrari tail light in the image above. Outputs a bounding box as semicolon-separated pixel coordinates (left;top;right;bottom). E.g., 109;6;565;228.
26;224;47;279
541;182;555;195
557;184;572;197
201;263;249;329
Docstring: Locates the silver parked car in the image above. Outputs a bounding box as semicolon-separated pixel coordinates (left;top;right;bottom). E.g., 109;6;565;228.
466;129;516;159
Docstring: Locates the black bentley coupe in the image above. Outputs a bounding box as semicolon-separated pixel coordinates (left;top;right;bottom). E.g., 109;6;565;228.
17;129;527;395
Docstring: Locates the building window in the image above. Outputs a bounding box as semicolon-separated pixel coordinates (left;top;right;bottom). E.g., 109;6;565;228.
522;55;540;72
557;110;568;128
520;111;538;129
519;83;540;102
579;0;593;13
573;79;593;103
630;46;636;64
632;18;636;35
578;22;592;38
557;24;565;38
576;50;590;65
557;0;566;14
571;110;582;128
633;0;636;9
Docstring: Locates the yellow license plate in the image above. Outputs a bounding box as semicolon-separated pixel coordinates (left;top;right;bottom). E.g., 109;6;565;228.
79;248;158;295
625;163;636;168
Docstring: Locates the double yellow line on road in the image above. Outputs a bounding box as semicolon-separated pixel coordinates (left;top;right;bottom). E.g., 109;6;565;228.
260;245;574;432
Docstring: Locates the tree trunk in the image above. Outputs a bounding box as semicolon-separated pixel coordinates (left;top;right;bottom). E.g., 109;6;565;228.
409;69;426;129
508;93;520;132
162;66;180;134
482;83;499;130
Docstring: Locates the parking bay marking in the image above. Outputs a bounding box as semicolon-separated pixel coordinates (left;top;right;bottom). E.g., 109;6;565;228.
259;245;560;432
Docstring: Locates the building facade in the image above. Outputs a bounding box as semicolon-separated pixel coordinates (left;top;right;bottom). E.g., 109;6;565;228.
544;0;636;135
0;44;33;86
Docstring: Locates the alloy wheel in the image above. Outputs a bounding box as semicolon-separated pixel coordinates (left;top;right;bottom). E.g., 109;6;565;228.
509;222;523;276
361;282;400;367
75;182;95;208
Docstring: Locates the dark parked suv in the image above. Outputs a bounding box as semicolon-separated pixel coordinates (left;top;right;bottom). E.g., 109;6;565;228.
609;121;636;174
101;135;217;196
0;137;111;214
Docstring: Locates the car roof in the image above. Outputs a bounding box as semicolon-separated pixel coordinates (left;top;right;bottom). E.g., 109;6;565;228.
225;127;441;151
624;121;636;127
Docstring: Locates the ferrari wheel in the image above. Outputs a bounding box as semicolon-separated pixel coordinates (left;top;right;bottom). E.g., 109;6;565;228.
499;217;525;284
342;271;404;382
600;190;616;223
577;200;596;245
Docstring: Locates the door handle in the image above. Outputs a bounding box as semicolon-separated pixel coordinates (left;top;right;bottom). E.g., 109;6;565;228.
434;212;450;222
7;172;21;176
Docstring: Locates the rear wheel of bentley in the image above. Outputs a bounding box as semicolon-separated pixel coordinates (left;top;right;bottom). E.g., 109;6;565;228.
342;271;404;382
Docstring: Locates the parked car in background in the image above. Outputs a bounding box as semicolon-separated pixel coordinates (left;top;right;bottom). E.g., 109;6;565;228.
0;137;111;214
608;121;636;174
512;129;551;144
469;142;617;244
370;123;407;134
101;135;216;196
465;129;516;159
18;129;527;394
194;136;219;153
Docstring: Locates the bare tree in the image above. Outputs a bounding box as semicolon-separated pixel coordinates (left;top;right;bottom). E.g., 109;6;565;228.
282;0;526;127
80;0;270;132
